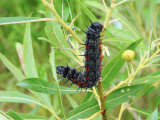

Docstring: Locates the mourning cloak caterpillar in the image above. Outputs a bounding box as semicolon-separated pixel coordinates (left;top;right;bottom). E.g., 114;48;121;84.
56;22;103;90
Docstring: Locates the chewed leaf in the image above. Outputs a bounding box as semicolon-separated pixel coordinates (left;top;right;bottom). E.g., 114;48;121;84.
17;78;83;94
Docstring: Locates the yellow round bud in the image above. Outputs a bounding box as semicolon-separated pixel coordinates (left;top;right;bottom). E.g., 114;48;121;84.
122;50;135;61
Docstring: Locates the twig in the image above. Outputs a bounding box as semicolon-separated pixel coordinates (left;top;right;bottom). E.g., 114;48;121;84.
93;87;100;102
87;110;104;120
118;103;125;120
102;0;108;10
69;13;81;29
41;104;60;120
109;19;120;24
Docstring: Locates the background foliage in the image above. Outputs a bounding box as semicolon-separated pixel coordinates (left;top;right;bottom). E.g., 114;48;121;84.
0;0;160;120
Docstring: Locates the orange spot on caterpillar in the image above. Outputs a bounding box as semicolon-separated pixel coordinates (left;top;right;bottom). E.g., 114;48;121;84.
83;81;87;86
85;75;90;80
100;66;103;72
73;78;76;82
85;67;90;72
85;45;90;49
100;55;104;62
78;81;81;86
99;44;102;53
85;56;90;60
69;75;73;79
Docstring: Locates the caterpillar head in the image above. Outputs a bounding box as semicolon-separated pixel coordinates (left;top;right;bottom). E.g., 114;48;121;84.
90;22;103;33
56;65;70;77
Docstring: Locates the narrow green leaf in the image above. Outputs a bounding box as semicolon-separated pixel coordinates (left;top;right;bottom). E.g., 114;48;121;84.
150;70;160;76
0;111;13;120
145;86;155;96
49;48;66;119
23;23;38;78
131;107;160;118
133;76;160;84
17;78;79;94
146;109;158;120
138;116;142;120
23;23;52;110
0;53;25;81
7;110;23;120
66;95;78;109
67;85;143;120
155;96;160;109
0;91;41;105
17;112;47;119
102;38;142;88
86;1;143;39
30;105;40;114
105;84;143;109
67;98;99;120
81;2;97;22
63;0;70;22
134;70;160;97
0;17;53;25
82;92;93;104
45;10;81;65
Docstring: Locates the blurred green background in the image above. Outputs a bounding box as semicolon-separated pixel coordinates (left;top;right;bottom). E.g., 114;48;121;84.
0;0;160;119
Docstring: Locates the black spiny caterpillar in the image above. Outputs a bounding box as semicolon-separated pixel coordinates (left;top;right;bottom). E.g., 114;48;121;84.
56;22;104;90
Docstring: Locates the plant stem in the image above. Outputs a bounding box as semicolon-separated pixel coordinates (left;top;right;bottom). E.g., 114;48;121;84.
41;104;60;120
41;0;82;43
88;110;104;120
98;80;107;120
118;103;125;120
97;0;127;119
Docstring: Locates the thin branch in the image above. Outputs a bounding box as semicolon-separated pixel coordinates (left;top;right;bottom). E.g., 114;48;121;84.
93;87;100;102
87;110;104;120
118;103;125;120
102;0;108;10
113;0;128;8
69;13;81;29
109;19;120;24
154;13;159;51
41;104;60;120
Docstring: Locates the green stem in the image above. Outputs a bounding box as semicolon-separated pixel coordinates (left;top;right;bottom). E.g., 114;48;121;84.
98;80;107;120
